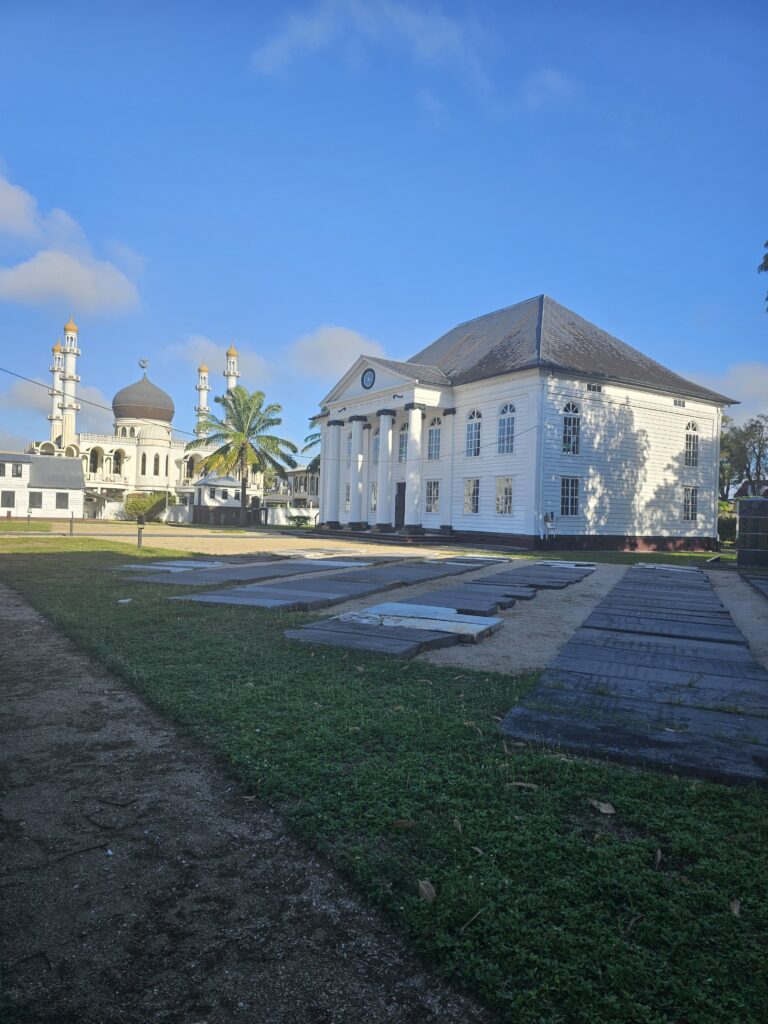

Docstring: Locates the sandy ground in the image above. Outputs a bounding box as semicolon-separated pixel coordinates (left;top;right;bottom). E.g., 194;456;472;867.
708;570;768;669
36;520;487;560
417;563;628;673
0;584;493;1024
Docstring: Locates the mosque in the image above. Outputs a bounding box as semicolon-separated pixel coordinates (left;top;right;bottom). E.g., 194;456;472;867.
31;318;262;520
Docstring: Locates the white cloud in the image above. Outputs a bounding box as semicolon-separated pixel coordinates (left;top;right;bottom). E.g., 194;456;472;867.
0;375;113;435
688;362;768;423
521;68;574;112
0;173;140;314
290;324;385;379
252;1;489;89
162;335;274;389
0;249;138;312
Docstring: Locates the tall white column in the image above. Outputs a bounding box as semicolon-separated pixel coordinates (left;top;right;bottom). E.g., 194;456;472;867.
403;403;424;532
324;419;343;526
373;409;395;530
362;424;371;523
60;318;80;448
442;407;456;532
347;416;366;526
48;340;64;443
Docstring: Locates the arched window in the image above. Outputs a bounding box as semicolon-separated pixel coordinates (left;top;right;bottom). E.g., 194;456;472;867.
165;455;169;475
187;456;195;478
141;453;147;475
498;403;515;454
153;454;160;475
398;422;408;463
372;429;380;465
121;427;127;438
562;402;580;455
129;427;135;438
427;417;441;461
114;451;123;475
89;449;101;473
685;421;699;467
466;409;481;457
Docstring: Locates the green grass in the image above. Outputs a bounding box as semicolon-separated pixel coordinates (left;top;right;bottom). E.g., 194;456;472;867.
0;537;765;1023
0;518;52;532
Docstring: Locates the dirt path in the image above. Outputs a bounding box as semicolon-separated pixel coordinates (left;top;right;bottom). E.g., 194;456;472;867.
708;570;768;669
0;584;492;1024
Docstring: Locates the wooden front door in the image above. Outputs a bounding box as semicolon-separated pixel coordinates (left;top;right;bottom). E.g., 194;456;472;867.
394;482;406;529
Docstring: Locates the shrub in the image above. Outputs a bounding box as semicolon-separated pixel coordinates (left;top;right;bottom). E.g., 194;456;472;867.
718;513;737;543
123;492;177;522
287;514;313;528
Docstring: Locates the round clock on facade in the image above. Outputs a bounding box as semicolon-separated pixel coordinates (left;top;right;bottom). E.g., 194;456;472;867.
361;368;376;390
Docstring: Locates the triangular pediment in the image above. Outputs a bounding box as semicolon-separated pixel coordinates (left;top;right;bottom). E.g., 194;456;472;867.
322;355;422;406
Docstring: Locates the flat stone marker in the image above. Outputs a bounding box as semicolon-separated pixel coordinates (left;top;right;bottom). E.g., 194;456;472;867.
285;620;458;657
339;605;503;643
501;564;768;784
122;558;373;586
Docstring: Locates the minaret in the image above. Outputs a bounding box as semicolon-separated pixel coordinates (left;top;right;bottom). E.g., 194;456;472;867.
224;343;240;391
60;316;81;447
195;361;211;434
48;339;64;444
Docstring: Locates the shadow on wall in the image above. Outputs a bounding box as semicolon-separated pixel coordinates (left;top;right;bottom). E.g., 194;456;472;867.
645;444;710;541
579;399;650;536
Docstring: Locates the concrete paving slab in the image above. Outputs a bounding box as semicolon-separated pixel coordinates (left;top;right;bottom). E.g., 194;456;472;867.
398;589;504;616
339;608;503;643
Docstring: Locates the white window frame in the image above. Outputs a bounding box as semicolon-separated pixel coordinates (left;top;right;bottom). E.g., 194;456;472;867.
463;478;479;514
587;383;602;393
466;409;481;457
562;403;580;455
495;476;513;515
398;423;408;463
427;417;441;461
685;422;699;468
425;479;440;514
560;477;579;516
683;486;698;521
497;403;515;454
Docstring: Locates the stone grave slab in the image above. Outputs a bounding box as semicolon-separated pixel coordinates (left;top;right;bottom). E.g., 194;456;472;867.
338;605;503;643
285;619;458;657
398;587;510;615
122;558;372;586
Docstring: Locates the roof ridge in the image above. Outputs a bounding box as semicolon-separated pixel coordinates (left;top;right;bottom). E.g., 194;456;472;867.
452;293;545;330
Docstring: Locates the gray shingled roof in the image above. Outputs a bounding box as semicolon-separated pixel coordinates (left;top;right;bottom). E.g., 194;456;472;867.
369;357;451;387
28;455;85;489
407;295;736;404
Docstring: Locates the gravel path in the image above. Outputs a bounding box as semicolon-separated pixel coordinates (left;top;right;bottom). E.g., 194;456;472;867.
0;584;493;1024
708;570;768;669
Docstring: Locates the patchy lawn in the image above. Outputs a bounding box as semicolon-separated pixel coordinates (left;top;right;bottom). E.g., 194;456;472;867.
0;519;52;532
0;537;765;1024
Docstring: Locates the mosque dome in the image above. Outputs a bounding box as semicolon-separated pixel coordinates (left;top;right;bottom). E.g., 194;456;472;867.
226;343;238;357
64;317;78;333
137;423;171;443
112;373;175;422
52;339;61;353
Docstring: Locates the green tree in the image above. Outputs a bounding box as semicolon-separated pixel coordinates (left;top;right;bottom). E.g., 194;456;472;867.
739;413;768;494
301;409;326;474
759;240;768;310
719;415;744;499
188;386;297;526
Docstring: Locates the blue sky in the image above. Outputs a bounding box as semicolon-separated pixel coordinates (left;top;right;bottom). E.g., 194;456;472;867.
0;0;766;452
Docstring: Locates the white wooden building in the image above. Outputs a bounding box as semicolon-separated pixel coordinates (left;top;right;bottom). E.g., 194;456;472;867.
317;296;735;549
0;452;85;519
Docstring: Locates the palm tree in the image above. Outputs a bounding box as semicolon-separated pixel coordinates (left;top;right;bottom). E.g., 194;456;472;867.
188;386;298;526
301;409;327;474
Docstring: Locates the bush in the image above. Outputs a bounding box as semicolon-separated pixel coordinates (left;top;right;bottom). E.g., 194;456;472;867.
124;492;177;522
287;514;313;528
718;513;737;543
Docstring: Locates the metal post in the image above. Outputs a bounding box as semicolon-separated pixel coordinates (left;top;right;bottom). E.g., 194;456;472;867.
69;511;74;536
137;525;143;549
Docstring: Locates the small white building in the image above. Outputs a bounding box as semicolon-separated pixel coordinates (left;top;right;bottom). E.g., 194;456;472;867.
0;452;85;519
317;295;736;549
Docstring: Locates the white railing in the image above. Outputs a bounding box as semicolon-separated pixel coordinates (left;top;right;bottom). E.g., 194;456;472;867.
79;432;123;444
85;473;130;486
